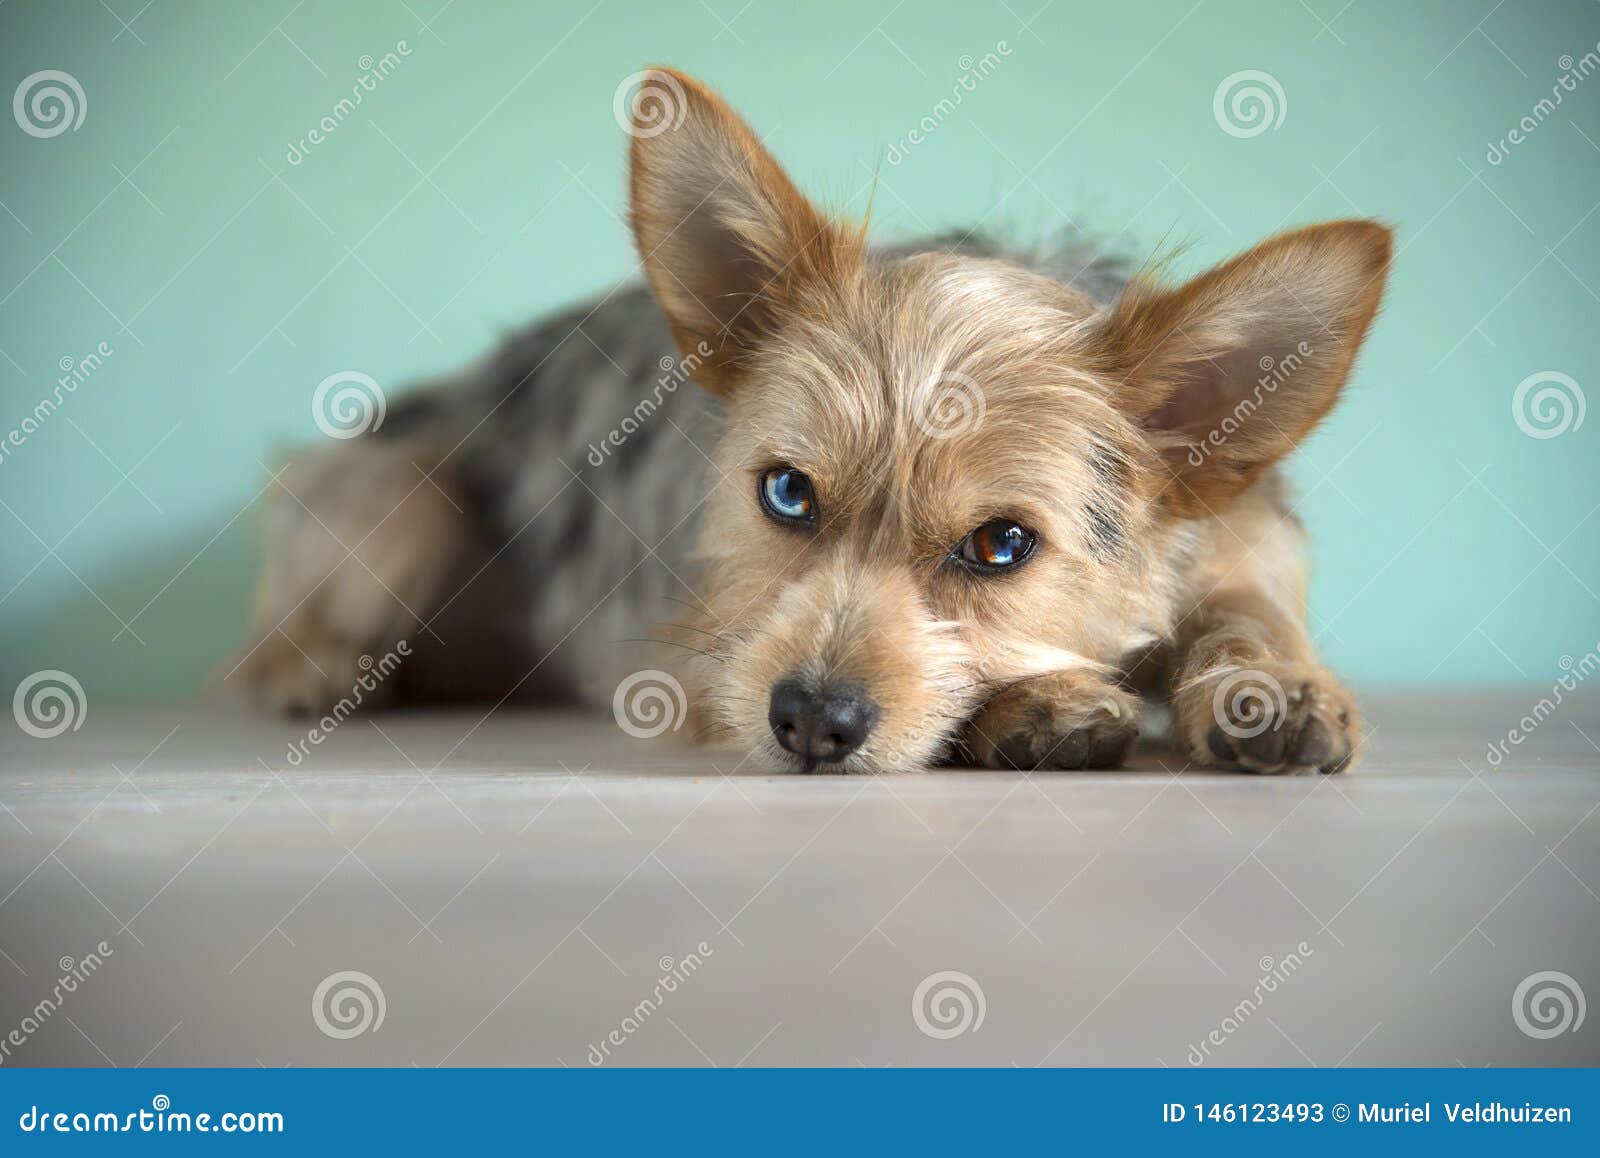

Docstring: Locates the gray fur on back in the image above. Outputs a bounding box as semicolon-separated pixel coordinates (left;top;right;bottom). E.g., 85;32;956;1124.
373;231;1125;702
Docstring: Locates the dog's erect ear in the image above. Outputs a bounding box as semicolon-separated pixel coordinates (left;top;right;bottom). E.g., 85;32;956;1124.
1098;220;1392;517
626;68;861;393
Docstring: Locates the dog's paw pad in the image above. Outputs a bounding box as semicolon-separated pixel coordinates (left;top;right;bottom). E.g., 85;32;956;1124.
1188;667;1358;775
995;721;1132;770
1289;716;1341;768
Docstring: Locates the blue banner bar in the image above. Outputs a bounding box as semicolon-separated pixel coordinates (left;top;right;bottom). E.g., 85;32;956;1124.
2;1068;1596;1153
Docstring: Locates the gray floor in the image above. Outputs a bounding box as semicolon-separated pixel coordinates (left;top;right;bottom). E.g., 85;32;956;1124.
1;689;1596;1067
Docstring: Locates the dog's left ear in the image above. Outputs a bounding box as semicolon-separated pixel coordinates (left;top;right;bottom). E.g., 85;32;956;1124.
626;68;862;393
1098;220;1392;517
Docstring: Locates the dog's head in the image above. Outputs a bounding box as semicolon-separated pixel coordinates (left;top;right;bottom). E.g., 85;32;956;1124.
627;69;1391;772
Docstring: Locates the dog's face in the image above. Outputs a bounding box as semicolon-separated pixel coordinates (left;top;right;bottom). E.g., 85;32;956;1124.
677;255;1181;773
628;70;1390;772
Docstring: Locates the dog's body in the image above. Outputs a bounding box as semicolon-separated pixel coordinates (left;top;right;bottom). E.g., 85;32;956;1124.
232;70;1388;775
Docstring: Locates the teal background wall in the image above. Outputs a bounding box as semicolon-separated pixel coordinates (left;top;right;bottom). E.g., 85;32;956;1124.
2;0;1597;703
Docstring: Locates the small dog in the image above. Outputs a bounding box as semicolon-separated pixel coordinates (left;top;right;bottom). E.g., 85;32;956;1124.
231;69;1390;775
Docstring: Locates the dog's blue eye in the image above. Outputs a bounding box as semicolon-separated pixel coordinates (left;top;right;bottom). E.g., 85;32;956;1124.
956;519;1036;572
759;467;816;523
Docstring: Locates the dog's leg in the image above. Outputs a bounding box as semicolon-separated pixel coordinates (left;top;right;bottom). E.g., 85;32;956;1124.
1168;587;1360;774
224;439;466;714
966;668;1141;770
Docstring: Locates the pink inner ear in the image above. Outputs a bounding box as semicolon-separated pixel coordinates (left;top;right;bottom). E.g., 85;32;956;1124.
1134;267;1338;439
1141;341;1282;437
1143;377;1225;435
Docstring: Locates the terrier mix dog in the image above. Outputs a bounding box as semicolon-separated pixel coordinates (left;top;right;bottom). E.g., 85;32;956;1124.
231;69;1390;775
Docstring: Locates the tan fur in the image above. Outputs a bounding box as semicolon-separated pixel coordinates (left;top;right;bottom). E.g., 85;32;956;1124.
628;69;867;393
235;70;1388;777
1164;485;1362;773
965;668;1142;771
1099;219;1392;517
224;440;464;713
631;70;1390;774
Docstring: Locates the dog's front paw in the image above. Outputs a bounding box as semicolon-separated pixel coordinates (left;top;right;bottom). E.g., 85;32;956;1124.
966;671;1140;770
1176;662;1359;774
224;619;393;718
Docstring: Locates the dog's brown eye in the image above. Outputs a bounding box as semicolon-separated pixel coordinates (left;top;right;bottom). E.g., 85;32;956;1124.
955;519;1036;572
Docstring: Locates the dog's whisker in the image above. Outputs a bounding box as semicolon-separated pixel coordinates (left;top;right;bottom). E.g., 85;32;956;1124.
615;637;727;664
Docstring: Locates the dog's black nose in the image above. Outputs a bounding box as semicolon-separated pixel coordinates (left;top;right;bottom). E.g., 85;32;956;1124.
768;677;878;767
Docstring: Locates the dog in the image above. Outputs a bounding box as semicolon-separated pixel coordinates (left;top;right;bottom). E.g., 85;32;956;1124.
229;68;1390;775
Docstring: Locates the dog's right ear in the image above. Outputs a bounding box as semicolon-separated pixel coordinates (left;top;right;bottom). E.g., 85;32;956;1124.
626;68;860;393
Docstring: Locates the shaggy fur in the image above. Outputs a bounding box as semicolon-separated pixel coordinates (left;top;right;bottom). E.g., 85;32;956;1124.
229;69;1390;776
